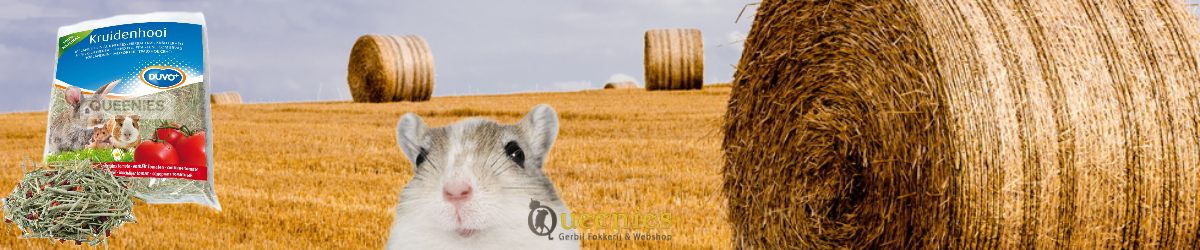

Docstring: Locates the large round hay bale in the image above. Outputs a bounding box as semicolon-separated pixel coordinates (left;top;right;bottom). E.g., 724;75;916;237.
210;92;241;105
644;28;703;91
724;0;1200;249
347;34;435;103
602;81;638;89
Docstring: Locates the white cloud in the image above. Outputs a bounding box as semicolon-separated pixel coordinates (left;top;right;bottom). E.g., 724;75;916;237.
0;2;46;20
0;2;81;20
605;73;638;84
550;80;593;91
727;31;745;43
631;0;727;15
724;31;745;50
0;43;13;56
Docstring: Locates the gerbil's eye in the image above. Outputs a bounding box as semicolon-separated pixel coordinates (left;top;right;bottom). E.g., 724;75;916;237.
414;147;428;167
85;108;90;114
504;141;525;168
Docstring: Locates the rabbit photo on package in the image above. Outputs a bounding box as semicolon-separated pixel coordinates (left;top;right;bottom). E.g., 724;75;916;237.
42;12;220;210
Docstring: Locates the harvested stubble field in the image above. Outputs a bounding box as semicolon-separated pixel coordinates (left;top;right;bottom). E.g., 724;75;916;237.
0;86;733;249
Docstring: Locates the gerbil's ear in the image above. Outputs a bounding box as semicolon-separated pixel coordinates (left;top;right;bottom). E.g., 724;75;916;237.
93;79;119;99
518;104;558;160
396;113;428;167
65;87;82;107
130;114;140;124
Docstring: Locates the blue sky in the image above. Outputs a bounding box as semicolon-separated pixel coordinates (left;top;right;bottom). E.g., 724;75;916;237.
0;0;757;113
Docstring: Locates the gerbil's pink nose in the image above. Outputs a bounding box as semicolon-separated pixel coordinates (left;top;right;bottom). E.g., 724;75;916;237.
443;182;472;202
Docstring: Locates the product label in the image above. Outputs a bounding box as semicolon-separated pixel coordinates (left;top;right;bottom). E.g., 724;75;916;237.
99;162;208;181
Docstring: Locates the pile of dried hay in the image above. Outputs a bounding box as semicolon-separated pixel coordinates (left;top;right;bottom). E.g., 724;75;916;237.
644;28;703;91
723;0;1200;249
347;34;435;103
210;92;242;105
603;81;638;89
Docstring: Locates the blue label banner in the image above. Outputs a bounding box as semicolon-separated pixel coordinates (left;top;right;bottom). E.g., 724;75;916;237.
55;22;203;94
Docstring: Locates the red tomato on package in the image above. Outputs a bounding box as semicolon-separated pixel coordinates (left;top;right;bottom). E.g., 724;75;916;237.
134;140;178;164
177;132;207;166
155;123;184;145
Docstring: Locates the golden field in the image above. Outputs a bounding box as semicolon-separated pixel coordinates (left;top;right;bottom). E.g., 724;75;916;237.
0;85;733;249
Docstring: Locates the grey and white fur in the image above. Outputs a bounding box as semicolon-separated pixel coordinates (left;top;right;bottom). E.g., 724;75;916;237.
388;104;579;250
47;80;119;154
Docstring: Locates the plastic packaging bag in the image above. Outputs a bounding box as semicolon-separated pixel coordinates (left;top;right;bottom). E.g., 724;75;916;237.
43;12;220;210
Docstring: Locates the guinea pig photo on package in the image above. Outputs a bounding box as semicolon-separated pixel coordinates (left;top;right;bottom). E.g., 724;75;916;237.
42;12;220;210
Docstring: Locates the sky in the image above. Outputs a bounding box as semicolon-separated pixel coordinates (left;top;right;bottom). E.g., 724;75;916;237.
0;0;759;113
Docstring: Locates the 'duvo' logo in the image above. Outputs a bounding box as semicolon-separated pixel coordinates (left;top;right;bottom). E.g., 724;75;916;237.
527;199;557;240
140;66;187;89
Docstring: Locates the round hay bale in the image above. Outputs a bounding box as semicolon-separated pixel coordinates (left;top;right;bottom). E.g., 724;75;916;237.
644;28;703;91
210;92;242;105
602;81;638;89
347;34;435;103
724;0;1200;249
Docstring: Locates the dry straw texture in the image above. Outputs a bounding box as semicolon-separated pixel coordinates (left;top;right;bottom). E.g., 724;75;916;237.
347;34;435;103
1;86;734;249
644;29;704;91
210;92;242;105
724;0;1200;249
603;81;639;89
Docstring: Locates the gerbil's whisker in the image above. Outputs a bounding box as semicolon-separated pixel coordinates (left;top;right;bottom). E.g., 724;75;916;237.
410;170;432;181
486;153;507;176
409;157;443;181
399;140;421;152
492;162;516;177
425;157;445;170
411;170;434;180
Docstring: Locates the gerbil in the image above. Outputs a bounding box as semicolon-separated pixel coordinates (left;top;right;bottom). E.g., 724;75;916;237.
86;124;112;150
108;114;141;149
388;104;579;250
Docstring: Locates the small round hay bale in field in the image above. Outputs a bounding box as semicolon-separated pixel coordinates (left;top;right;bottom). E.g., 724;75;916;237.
602;81;638;89
210;92;242;104
347;34;435;103
644;28;703;91
724;0;1200;249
